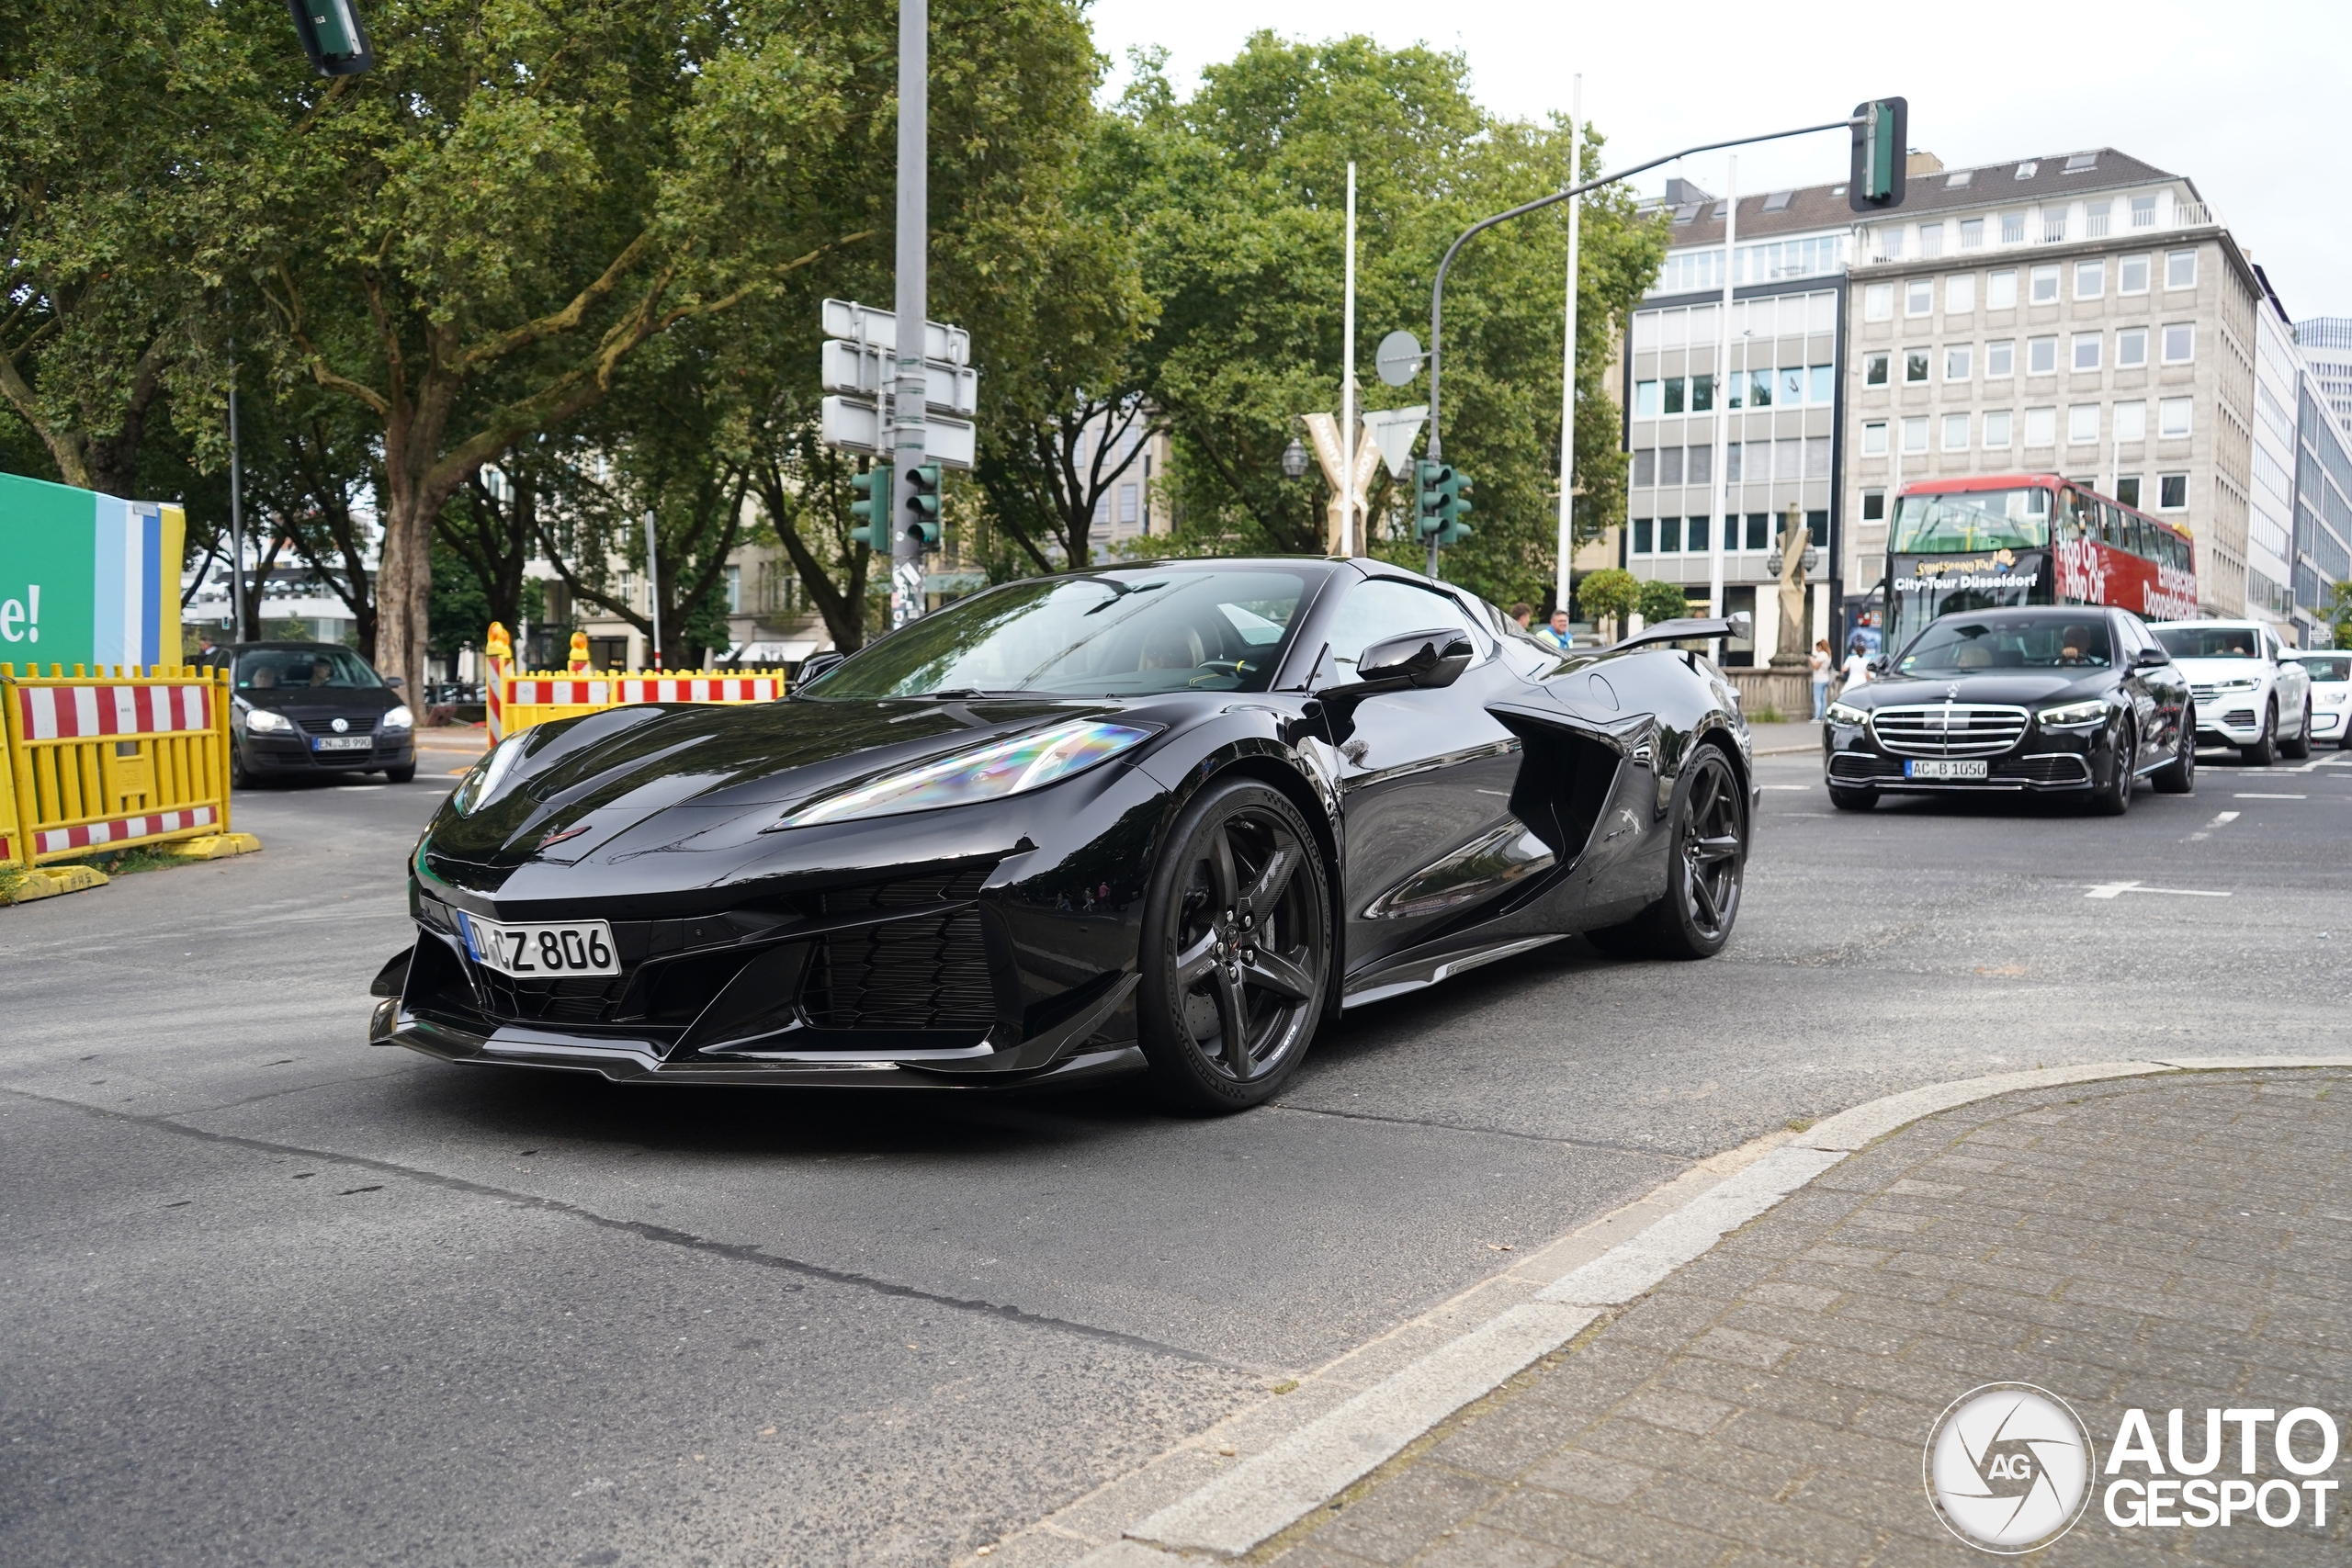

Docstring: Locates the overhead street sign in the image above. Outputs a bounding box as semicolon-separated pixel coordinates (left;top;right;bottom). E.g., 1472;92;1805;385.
820;340;978;416
819;395;976;470
821;299;970;366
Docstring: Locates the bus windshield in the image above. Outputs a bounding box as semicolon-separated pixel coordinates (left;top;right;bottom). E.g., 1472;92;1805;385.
1891;487;2052;552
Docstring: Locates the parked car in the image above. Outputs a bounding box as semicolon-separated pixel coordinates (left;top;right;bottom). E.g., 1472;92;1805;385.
2150;620;2312;764
197;642;416;785
2287;650;2351;750
368;558;1755;1111
1824;604;2194;815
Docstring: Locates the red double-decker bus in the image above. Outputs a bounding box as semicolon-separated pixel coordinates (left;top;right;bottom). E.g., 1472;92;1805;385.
1882;473;2199;654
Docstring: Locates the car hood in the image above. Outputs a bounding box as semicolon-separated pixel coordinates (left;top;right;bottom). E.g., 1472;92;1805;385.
1845;670;2111;707
2169;658;2273;683
423;694;1140;869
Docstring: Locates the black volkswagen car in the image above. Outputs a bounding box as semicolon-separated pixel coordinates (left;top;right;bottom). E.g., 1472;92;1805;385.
1823;605;2194;814
198;641;417;785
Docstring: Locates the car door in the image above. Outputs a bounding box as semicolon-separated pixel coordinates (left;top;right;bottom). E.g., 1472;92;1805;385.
1311;576;1527;969
2116;614;2179;765
2267;630;2308;737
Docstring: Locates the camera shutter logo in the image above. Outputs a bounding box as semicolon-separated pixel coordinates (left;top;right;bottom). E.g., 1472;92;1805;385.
1924;1383;2095;1552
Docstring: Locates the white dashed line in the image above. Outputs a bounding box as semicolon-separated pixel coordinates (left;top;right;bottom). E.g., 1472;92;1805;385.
2084;880;2232;899
2233;793;2306;799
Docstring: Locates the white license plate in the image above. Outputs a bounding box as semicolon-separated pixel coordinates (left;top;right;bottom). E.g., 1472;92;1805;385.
456;913;620;976
1905;759;1989;781
312;735;373;751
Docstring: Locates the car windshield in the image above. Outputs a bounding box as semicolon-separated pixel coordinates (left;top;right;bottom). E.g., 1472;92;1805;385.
2291;654;2349;681
2154;626;2262;660
234;647;382;690
1890;487;2052;552
1895;615;2111;673
801;569;1311;699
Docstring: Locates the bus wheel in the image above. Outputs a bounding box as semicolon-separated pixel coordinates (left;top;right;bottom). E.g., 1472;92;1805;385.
1828;785;1878;812
2091;723;2135;816
2151;709;2196;794
2280;699;2312;760
2240;702;2277;767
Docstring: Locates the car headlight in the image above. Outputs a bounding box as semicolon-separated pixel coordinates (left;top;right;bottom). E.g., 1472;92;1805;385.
1826;701;1870;728
2038;699;2109;728
243;705;292;733
452;734;529;817
380;705;414;730
772;718;1158;830
2212;677;2258;693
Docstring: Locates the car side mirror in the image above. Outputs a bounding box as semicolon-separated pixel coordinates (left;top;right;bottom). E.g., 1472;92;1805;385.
1868;657;1888;676
796;650;846;686
1318;629;1475;698
2132;648;2168;668
384;675;404;689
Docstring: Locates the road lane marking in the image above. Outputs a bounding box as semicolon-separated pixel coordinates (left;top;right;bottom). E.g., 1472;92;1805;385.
2184;809;2240;841
2233;793;2306;799
2084;880;2231;899
1758;784;1812;790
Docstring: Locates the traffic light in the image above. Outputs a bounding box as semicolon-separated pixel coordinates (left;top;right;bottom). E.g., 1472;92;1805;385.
1415;460;1447;545
1848;98;1907;212
850;466;893;552
287;0;374;75
902;463;943;547
1439;468;1474;545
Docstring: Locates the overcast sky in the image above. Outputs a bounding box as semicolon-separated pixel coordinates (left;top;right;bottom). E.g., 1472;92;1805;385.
1088;0;2351;324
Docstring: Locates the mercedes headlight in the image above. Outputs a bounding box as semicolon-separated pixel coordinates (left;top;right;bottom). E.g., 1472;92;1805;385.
1826;701;1870;728
2038;699;2109;728
772;719;1158;830
380;705;414;730
243;705;292;733
452;734;528;817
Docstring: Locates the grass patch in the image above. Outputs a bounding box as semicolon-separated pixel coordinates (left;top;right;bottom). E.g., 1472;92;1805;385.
0;863;24;903
1748;705;1787;724
73;843;189;876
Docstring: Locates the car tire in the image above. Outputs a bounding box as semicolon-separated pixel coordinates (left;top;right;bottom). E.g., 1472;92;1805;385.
385;762;417;784
1582;745;1747;961
2151;706;2196;795
2090;721;2135;816
229;743;257;791
2280;699;2312;760
2240;702;2277;767
1827;785;1878;812
1136;779;1331;1113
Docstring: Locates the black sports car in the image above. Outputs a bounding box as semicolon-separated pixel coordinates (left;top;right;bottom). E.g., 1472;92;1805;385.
370;558;1756;1110
1822;604;2195;814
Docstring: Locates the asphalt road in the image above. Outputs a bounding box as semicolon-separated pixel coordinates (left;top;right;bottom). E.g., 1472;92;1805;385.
4;738;2347;1567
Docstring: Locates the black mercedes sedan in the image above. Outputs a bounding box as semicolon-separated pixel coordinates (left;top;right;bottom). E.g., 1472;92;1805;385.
370;558;1756;1111
1822;605;2194;814
198;641;417;785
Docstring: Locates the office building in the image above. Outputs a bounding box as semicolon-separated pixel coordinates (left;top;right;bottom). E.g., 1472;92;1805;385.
2296;318;2352;430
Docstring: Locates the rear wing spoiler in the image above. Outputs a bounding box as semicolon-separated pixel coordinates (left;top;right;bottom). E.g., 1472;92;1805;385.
1606;613;1750;654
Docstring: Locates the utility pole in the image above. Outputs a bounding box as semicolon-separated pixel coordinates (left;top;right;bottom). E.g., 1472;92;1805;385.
1706;156;1736;660
226;308;249;642
889;0;930;629
1553;75;1581;616
644;511;662;669
1341;162;1359;557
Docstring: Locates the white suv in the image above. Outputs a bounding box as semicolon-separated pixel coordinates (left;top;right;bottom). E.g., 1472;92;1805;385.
2151;621;2312;765
2289;650;2352;750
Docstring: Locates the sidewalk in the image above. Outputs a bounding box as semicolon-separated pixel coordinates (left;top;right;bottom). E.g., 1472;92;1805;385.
1255;1068;2352;1566
1744;720;1820;758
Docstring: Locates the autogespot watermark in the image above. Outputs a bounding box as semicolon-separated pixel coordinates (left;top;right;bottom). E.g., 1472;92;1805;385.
1926;1386;2344;1552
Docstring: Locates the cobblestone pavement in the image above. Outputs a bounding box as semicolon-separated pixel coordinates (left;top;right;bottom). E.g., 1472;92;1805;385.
1262;1069;2352;1566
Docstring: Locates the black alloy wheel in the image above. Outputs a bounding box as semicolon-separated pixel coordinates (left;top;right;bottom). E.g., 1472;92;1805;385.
1589;745;1747;960
2280;698;2312;760
2151;705;2196;795
2241;701;2278;767
1136;779;1330;1112
2091;720;2135;816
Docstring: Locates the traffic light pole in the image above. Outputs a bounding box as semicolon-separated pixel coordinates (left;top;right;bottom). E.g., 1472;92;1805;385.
1419;112;1862;577
889;0;929;630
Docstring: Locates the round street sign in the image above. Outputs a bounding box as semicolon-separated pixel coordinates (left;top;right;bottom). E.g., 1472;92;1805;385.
1375;330;1425;388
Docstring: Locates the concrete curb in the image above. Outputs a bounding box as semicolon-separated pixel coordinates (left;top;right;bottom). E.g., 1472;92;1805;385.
1096;1055;2352;1563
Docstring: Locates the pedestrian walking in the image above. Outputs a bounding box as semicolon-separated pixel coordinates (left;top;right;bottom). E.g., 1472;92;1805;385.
1838;637;1873;696
1808;637;1832;720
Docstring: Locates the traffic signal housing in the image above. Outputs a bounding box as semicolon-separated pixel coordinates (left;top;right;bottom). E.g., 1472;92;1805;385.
1848;98;1907;212
1438;468;1474;546
850;466;893;552
902;463;943;547
287;0;374;75
1415;460;1447;544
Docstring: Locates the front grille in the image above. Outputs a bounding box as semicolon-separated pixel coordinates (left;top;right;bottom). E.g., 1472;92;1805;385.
802;908;996;1029
2002;753;2092;784
1868;704;2030;758
2220;708;2257;728
295;714;378;736
1829;750;2089;786
475;971;630;1024
1829;751;1903;782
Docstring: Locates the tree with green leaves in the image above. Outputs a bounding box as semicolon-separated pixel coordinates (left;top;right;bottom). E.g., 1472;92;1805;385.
1093;36;1663;606
1635;578;1692;627
1576;567;1639;641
